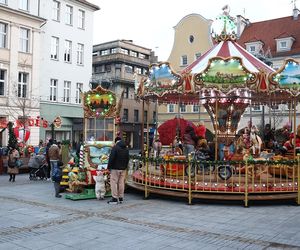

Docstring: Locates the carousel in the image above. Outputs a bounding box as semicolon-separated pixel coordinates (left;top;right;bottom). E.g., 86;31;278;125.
127;10;300;206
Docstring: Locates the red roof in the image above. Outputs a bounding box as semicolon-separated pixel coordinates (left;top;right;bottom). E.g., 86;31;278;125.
237;16;300;57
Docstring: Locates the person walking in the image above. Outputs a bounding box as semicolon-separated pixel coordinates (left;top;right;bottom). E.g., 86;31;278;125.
48;141;62;198
7;147;20;182
107;137;129;204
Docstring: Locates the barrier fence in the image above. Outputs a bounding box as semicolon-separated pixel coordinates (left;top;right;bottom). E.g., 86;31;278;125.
127;154;300;207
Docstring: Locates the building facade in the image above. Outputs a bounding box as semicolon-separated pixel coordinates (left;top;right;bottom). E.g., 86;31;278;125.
92;40;157;149
160;13;214;132
0;0;45;147
38;0;99;145
0;0;99;147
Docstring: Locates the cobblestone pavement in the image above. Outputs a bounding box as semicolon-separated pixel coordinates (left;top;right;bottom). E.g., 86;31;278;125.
0;174;300;250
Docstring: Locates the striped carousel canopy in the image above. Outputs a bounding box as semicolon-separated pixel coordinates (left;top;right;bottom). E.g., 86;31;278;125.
182;40;274;75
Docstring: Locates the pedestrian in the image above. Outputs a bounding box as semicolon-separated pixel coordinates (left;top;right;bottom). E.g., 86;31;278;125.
7;147;20;182
45;139;53;179
107;137;129;204
183;124;198;157
48;141;63;198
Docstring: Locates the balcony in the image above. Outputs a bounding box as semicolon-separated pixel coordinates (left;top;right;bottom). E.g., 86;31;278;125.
93;53;150;67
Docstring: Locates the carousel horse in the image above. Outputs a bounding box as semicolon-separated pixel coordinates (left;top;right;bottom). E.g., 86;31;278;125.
250;126;262;155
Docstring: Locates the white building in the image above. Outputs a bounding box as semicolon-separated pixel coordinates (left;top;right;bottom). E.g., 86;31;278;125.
0;0;45;146
38;0;99;145
0;0;99;147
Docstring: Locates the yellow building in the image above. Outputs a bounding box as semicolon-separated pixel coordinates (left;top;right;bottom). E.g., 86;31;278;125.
158;14;214;133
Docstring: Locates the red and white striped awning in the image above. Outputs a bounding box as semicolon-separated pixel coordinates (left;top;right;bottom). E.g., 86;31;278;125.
182;40;274;74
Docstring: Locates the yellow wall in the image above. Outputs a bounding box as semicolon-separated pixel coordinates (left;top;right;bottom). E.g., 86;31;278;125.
167;13;213;72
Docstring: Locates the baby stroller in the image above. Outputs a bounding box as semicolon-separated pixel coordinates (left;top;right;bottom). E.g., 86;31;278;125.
28;154;48;180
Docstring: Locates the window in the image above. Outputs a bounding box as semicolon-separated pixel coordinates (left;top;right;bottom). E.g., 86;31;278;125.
19;28;29;53
144;110;148;123
180;104;186;113
130;51;137;57
76;83;82;104
252;105;262;112
78;9;85;29
63;81;70;102
280;41;287;49
125;65;133;73
18;72;28;98
124;87;129;99
193;105;200;112
52;0;60;21
123;109;128;122
19;0;29;11
189;35;194;43
50;79;57;101
77;43;84;65
139;53;146;59
168;104;174;113
250;46;256;52
100;49;109;55
51;36;59;59
64;40;72;62
0;0;7;5
134;109;139;123
195;53;201;60
105;65;111;72
111;48;117;54
0;69;5;96
135;67;142;74
120;48;128;55
181;55;187;66
65;5;73;25
153;111;156;123
0;22;7;48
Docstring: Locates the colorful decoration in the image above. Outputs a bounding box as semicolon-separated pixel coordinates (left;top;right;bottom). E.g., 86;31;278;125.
83;86;116;118
194;57;256;89
145;62;183;96
13;126;30;142
211;8;237;42
270;59;300;92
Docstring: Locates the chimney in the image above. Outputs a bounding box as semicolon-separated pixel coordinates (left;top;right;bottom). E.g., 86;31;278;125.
236;15;250;38
293;8;300;20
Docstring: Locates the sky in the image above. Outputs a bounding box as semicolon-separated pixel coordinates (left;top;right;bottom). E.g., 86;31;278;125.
89;0;296;61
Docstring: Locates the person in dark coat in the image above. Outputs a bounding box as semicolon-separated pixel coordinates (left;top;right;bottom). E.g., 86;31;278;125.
107;137;129;204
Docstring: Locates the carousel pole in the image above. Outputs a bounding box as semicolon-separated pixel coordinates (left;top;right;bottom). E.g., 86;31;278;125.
215;97;218;160
141;98;145;156
293;98;297;159
154;99;158;138
146;101;150;157
83;117;87;142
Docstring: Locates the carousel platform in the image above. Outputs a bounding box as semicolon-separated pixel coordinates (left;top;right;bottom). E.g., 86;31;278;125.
127;160;300;206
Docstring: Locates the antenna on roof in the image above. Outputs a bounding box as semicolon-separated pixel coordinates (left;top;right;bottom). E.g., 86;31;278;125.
291;0;297;9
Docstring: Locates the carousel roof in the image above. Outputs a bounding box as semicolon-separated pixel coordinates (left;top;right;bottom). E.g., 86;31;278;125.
182;40;275;75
